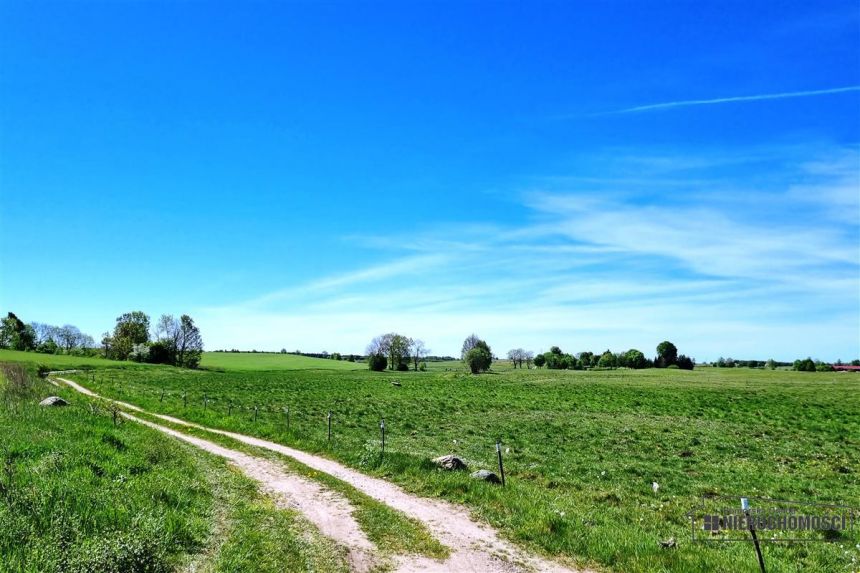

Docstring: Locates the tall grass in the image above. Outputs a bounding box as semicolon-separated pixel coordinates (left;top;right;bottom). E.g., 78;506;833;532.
0;365;216;572
0;360;357;573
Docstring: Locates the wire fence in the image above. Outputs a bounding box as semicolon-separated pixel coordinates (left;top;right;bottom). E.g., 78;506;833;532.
47;370;511;482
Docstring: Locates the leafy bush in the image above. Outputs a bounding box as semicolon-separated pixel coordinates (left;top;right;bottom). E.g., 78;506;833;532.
367;354;387;372
129;343;150;363
793;358;816;372
465;347;492;374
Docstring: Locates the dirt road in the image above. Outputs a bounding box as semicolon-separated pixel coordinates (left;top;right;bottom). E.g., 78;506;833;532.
55;375;588;573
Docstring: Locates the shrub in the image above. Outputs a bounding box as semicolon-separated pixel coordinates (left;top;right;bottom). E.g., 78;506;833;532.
368;354;387;372
544;352;573;369
129;343;150;363
36;340;58;354
465;347;492;374
147;341;172;365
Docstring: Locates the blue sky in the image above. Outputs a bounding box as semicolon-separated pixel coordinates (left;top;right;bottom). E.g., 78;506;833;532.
1;1;858;361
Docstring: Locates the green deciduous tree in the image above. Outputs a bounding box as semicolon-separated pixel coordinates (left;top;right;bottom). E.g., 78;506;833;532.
366;333;411;371
677;354;695;370
624;349;647;369
543;348;574;369
597;349;617;369
465;346;492;374
111;311;150;360
463;335;492;373
578;351;596;368
655;341;678;368
0;313;36;351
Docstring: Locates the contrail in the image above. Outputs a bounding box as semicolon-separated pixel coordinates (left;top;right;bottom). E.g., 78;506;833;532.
614;85;860;113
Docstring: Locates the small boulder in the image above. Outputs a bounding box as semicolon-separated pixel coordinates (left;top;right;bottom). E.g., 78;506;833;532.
433;454;468;471
39;396;69;407
391;380;402;387
470;469;501;483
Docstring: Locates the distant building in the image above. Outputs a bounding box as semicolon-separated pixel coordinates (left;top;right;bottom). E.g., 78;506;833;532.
832;365;860;372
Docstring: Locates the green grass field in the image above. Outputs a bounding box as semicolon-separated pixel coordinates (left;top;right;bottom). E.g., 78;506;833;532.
0;350;366;373
0;359;356;573
200;351;365;371
20;351;853;573
0;349;133;369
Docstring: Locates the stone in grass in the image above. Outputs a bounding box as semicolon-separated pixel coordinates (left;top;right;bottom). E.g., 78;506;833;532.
658;537;677;549
470;469;501;483
391;380;402;387
39;396;69;407
433;454;468;471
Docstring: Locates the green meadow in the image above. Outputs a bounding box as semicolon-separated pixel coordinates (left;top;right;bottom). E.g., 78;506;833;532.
0;357;354;573
21;349;856;573
200;351;365;371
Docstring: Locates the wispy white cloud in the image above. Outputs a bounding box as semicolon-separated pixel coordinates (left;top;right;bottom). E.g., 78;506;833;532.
239;254;449;307
611;85;860;114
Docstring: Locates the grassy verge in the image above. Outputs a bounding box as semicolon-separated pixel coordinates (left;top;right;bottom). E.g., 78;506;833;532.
0;362;347;573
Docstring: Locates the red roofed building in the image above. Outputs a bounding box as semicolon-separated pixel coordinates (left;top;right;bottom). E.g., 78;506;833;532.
832;365;860;372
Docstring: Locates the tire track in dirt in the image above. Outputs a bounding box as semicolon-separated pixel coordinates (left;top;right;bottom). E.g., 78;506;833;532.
55;375;590;573
129;411;378;572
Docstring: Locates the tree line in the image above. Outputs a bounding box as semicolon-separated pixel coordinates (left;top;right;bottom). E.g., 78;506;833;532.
791;357;860;372
365;333;430;371
363;332;493;374
705;357;859;370
527;340;694;370
101;311;203;368
0;312;97;356
0;309;204;369
364;334;694;374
